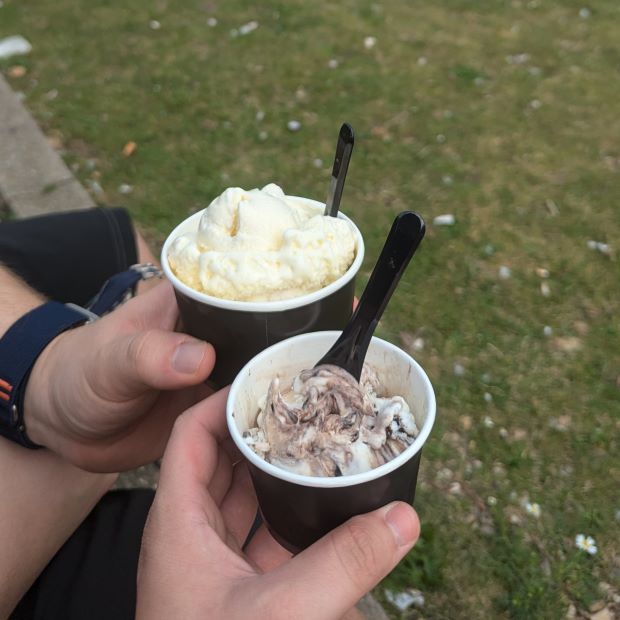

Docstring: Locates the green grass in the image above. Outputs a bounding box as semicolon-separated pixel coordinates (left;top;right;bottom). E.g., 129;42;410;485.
2;1;619;617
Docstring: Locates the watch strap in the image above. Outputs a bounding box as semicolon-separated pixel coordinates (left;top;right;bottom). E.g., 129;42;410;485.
0;302;93;448
87;264;162;315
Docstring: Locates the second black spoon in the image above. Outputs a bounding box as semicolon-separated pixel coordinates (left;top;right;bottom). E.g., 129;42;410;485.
315;211;426;380
324;123;355;217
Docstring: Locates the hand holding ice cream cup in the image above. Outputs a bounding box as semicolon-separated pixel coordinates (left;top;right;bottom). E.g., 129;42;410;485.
161;183;364;386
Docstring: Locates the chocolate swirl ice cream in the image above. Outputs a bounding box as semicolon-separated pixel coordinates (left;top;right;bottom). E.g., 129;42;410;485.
243;364;419;477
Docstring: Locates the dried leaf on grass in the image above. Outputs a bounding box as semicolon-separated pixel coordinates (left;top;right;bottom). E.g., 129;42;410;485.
122;141;137;157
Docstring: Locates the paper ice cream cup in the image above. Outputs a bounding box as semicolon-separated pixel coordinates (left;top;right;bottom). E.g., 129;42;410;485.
227;330;436;553
161;198;364;386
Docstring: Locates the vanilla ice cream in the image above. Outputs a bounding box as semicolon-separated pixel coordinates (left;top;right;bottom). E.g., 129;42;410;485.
243;364;419;477
168;184;357;301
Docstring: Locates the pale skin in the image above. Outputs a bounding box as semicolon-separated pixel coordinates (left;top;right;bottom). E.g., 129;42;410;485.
137;390;420;620
0;230;420;619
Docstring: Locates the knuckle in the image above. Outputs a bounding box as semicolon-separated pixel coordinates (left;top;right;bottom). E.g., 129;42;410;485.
169;407;201;443
125;330;161;383
332;516;383;589
126;331;151;366
171;410;191;435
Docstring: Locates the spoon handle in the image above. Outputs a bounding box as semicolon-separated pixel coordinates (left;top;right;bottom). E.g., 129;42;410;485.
316;211;425;380
324;123;355;217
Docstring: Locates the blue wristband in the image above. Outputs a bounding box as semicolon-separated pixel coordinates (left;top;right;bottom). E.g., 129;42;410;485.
87;264;162;315
0;302;94;448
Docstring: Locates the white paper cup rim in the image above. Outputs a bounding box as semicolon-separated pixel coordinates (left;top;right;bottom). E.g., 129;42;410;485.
161;197;364;312
226;331;436;488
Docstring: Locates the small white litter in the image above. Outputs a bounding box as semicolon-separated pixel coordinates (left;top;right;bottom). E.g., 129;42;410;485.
453;362;466;377
287;120;301;132
363;36;377;49
0;35;32;60
433;214;455;226
586;240;611;255
498;265;512;280
239;21;259;35
384;588;425;611
412;337;425;351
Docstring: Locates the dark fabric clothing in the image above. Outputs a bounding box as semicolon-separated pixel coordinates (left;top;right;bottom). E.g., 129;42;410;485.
11;490;155;620
0;207;137;306
1;208;145;619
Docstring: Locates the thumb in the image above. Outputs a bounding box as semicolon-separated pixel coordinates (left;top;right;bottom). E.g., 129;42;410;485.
257;502;420;620
98;330;216;394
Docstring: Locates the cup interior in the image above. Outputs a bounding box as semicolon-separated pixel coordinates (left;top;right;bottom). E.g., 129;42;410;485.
227;331;436;488
160;197;365;312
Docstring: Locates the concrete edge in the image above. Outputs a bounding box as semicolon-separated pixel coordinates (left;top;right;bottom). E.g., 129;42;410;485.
0;74;95;218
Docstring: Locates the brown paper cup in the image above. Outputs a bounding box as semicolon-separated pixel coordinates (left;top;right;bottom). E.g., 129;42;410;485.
227;331;437;553
161;199;364;386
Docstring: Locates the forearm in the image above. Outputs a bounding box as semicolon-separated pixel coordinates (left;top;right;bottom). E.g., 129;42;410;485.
0;266;117;616
0;438;115;617
0;265;44;334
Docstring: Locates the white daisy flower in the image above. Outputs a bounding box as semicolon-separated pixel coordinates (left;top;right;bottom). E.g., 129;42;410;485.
575;534;597;555
525;502;541;518
483;416;495;428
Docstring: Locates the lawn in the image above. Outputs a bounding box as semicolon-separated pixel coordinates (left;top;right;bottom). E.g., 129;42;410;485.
2;1;619;617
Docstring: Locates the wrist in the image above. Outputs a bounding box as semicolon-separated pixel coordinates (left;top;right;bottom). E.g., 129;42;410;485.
22;329;70;449
0;268;43;337
0;303;93;451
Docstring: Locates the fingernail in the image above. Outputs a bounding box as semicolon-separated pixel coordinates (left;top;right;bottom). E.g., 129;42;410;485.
384;502;419;548
172;341;206;374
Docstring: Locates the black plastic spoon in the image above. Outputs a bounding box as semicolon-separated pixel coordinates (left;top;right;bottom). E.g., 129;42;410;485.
315;211;426;380
324;123;355;217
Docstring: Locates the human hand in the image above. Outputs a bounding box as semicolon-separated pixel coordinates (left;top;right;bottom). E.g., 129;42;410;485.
137;389;420;620
24;282;215;472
